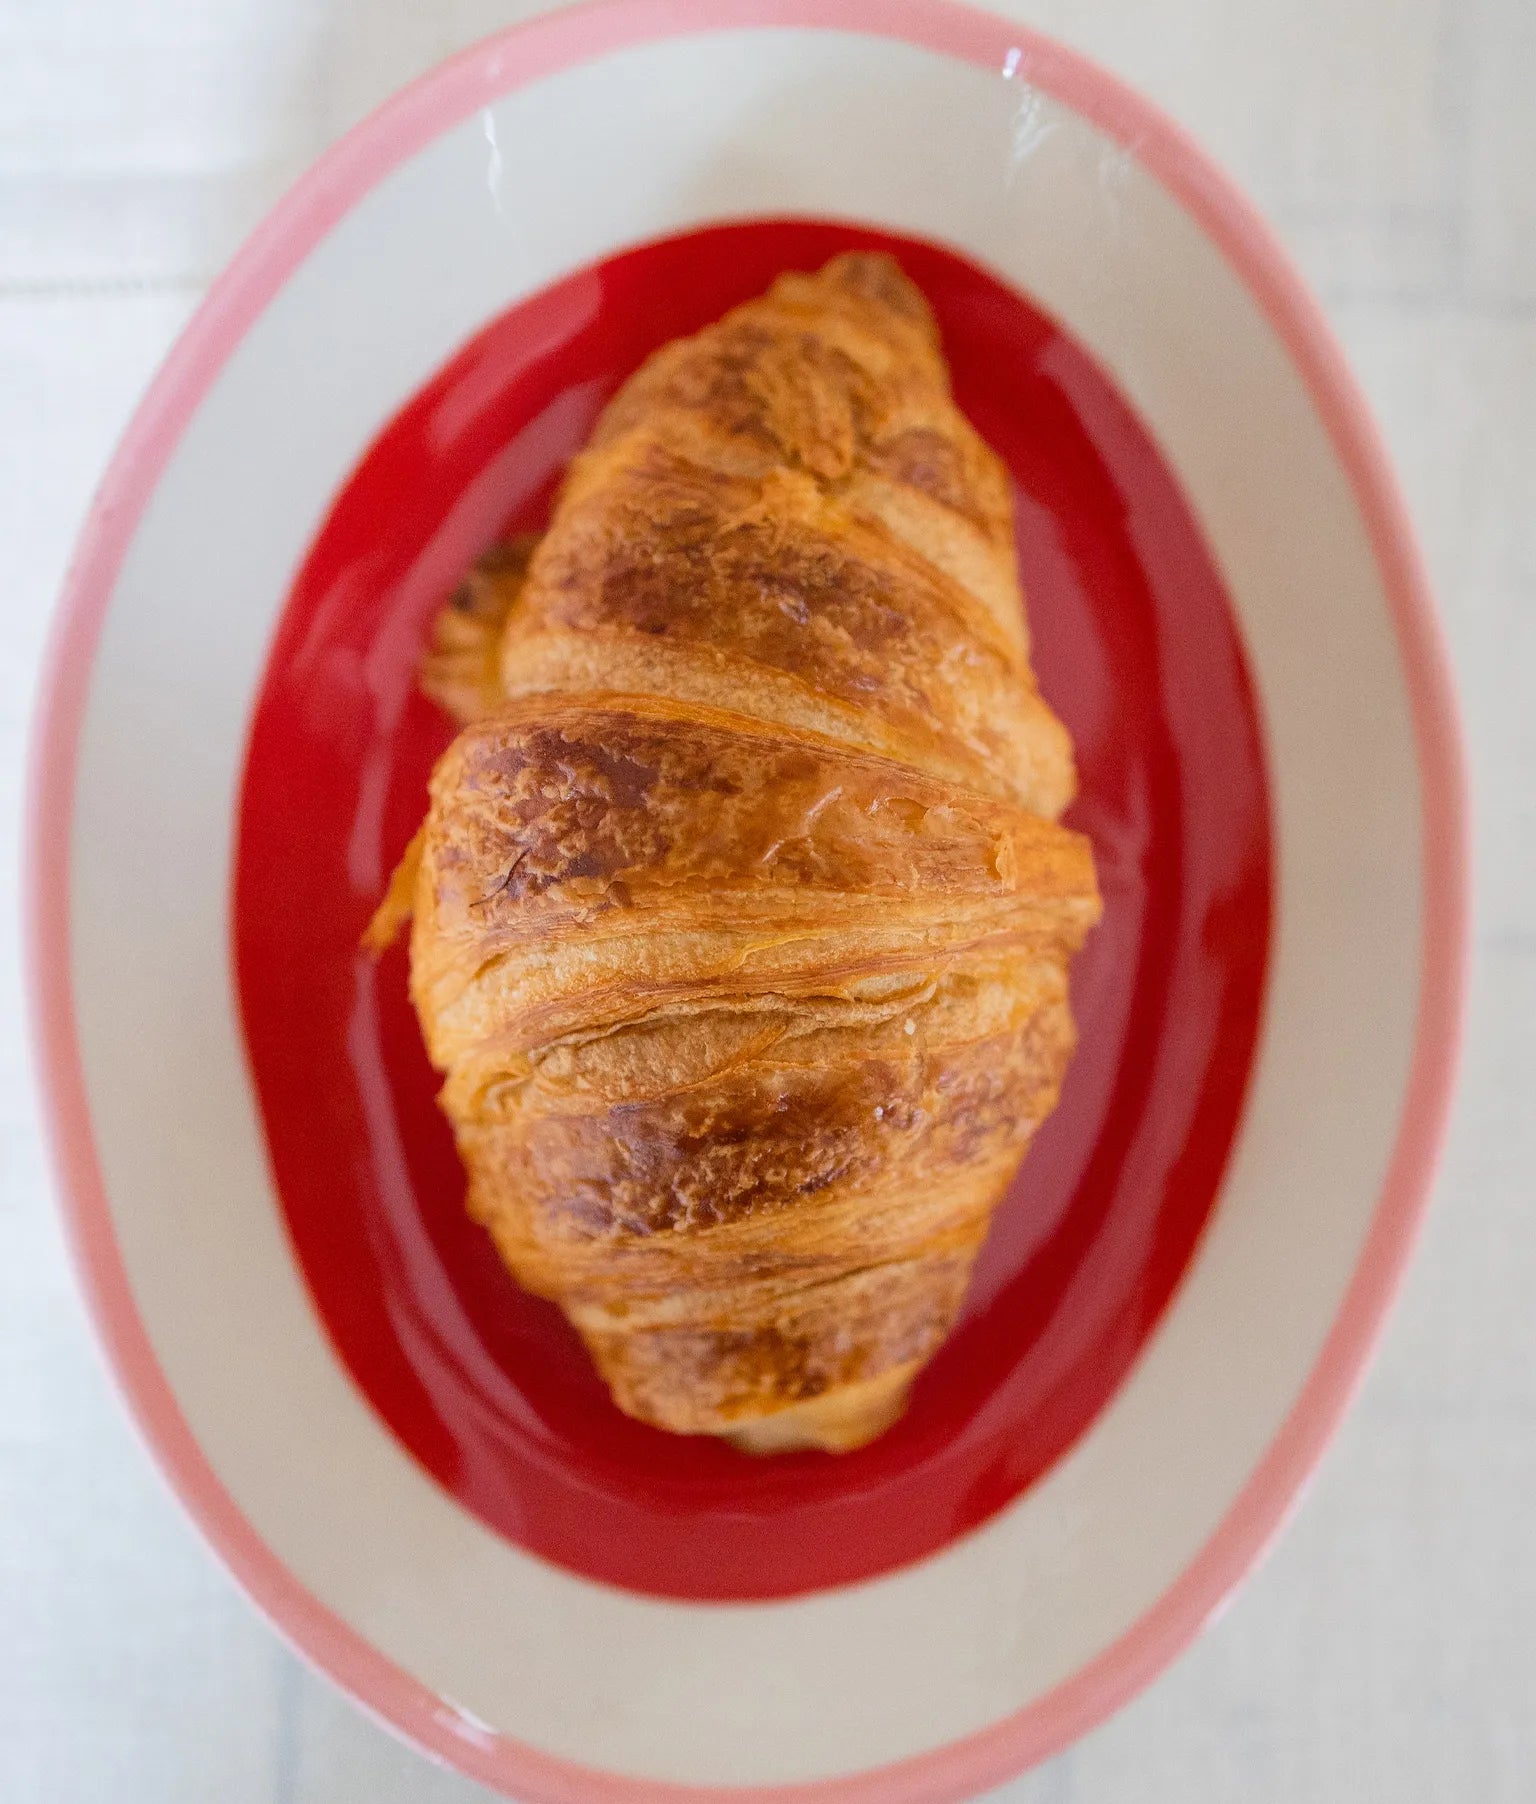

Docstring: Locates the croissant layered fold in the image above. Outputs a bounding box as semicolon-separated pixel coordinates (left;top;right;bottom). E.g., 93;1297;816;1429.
376;252;1101;1451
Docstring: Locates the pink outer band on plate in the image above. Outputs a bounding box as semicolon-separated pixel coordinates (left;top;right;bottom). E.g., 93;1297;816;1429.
23;1;1469;1798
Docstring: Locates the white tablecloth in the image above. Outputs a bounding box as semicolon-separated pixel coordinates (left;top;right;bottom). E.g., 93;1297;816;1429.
3;3;1532;1799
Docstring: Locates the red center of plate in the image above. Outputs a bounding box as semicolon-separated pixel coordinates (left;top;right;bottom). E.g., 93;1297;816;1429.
235;219;1271;1602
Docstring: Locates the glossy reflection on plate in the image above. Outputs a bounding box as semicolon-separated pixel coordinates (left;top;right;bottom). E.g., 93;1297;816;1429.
235;219;1270;1601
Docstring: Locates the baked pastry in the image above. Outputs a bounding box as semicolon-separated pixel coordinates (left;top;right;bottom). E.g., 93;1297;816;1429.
369;253;1100;1452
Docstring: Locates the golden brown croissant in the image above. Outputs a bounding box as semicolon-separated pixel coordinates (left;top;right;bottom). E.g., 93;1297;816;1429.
373;253;1100;1453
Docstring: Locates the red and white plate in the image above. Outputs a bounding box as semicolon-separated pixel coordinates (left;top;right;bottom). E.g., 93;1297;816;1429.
27;2;1468;1799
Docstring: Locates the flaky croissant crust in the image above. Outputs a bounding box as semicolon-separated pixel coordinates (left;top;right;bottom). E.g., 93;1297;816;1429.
375;253;1100;1452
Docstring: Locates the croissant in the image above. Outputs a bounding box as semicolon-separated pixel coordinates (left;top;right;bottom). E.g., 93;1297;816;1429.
371;253;1101;1453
